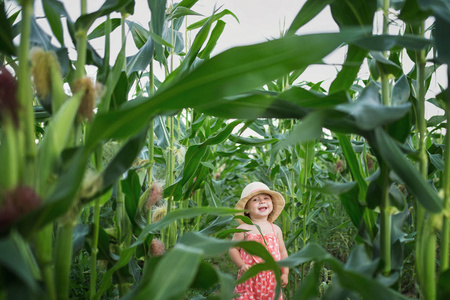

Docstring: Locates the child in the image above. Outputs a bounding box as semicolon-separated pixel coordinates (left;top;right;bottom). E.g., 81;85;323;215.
229;182;289;300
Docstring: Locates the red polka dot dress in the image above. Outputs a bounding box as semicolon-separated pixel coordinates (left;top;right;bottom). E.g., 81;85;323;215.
234;223;283;300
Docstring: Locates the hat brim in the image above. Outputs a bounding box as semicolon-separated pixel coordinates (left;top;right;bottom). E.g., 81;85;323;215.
235;189;285;224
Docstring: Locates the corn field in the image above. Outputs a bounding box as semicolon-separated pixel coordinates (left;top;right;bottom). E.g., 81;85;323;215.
0;0;449;299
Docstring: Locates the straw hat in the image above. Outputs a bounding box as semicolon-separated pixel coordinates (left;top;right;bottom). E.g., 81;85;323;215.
235;182;285;223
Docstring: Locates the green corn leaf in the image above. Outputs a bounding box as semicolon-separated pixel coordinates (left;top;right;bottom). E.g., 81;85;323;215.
94;246;135;300
167;6;202;21
165;120;241;198
229;135;279;146
434;16;450;66
36;92;83;197
0;233;41;294
88;18;121;40
418;0;450;23
187;9;239;30
217;270;236;300
0;1;16;55
135;207;240;245
42;0;66;45
166;11;214;81
121;169;141;229
279;244;410;300
389;184;407;211
272;110;326;153
437;269;450;300
142;244;203;300
83;130;147;203
372;127;442;212
330;45;368;93
149;31;173;48
86;31;364;150
190;260;220;289
354;34;431;51
335;84;411;131
148;0;167;64
98;45;126;113
291;261;322;299
330;0;377;27
126;35;154;75
204;182;220;207
287;0;334;34
200;216;235;235
307;180;357;195
30;16;52;50
399;0;431;23
164;144;207;198
176;0;200;9
125;20;149;49
429;152;445;171
17;149;90;237
336;133;367;193
72;224;89;257
109;71;129;110
198;92;298;119
154;116;170;149
75;0;134;31
339;182;366;229
392;74;410;105
198;19;226;59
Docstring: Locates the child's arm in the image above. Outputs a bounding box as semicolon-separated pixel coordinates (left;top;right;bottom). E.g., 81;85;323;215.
275;224;289;287
229;231;251;272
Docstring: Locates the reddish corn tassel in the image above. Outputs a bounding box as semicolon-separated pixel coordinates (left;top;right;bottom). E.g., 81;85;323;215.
0;185;41;230
149;238;165;256
145;182;163;210
0;66;19;127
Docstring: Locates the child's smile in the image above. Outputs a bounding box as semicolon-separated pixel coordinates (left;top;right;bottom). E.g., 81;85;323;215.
246;193;273;219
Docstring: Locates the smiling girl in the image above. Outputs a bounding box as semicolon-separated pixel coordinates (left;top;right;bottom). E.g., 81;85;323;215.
229;182;289;300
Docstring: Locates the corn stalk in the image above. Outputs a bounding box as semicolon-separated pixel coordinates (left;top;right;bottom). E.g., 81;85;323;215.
440;71;450;272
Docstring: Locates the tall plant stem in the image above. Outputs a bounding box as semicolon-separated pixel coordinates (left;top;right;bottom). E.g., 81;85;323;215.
380;165;392;275
378;0;393;276
301;141;314;281
89;148;104;299
164;13;177;246
166;115;177;246
54;219;75;300
90;193;101;300
380;41;392;276
440;73;450;272
74;0;87;80
100;15;111;82
17;0;36;185
18;1;53;298
166;116;175;215
34;225;57;300
379;59;392;276
90;14;111;298
414;20;435;299
147;60;155;225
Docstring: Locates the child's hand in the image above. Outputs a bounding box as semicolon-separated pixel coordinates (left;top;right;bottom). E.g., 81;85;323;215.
281;274;288;288
240;264;251;272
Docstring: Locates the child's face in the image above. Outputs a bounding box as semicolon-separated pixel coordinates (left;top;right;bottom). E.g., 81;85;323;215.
245;193;273;220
